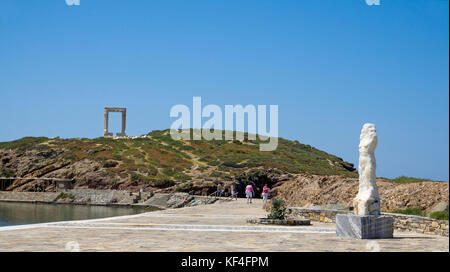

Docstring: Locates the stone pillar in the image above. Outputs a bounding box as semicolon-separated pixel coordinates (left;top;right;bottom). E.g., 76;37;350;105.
121;110;126;136
104;109;112;137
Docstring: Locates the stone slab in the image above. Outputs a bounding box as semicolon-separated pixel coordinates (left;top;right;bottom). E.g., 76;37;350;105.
0;199;448;251
247;218;311;226
336;214;394;239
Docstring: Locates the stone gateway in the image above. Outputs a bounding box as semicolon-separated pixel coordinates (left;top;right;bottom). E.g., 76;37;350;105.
104;107;126;137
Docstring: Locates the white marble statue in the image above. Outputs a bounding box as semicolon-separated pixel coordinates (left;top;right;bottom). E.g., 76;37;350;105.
353;123;381;216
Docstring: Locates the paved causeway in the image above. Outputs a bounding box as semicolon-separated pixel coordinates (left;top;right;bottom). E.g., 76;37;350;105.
0;199;448;252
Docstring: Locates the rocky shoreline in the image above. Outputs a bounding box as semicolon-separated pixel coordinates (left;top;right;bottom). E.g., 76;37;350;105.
0;190;223;210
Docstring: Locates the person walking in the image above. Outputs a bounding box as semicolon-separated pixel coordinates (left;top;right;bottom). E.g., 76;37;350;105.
230;184;237;200
262;184;270;204
245;183;254;204
217;183;223;197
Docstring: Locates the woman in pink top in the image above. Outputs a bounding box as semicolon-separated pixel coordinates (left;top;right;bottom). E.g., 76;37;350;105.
262;184;270;204
245;184;254;204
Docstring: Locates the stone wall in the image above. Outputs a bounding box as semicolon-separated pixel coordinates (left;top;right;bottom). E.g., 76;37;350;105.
0;190;225;209
0;189;137;205
286;208;343;223
61;189;135;204
385;212;449;237
287;207;449;237
0;191;60;202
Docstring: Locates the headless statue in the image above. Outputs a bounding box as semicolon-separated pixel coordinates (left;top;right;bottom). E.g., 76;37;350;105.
353;123;380;216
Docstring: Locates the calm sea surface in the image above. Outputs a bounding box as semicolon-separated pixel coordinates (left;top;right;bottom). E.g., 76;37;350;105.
0;202;156;227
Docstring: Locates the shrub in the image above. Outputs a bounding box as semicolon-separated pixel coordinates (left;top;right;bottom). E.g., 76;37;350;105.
0;168;15;178
390;176;433;184
145;166;158;176
221;161;245;168
152;179;175;188
391;208;425;217
130;173;154;184
131;173;144;182
207;160;220;166
56;193;76;200
267;199;286;220
430;211;449;221
174;186;185;192
179;145;194;151
103;160;118;168
162;168;176;177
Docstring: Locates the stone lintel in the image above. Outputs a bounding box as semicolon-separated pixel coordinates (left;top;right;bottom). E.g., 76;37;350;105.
104;107;126;112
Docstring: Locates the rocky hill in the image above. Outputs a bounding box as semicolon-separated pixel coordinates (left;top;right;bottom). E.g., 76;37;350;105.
0;130;447;213
0;129;356;194
269;174;448;214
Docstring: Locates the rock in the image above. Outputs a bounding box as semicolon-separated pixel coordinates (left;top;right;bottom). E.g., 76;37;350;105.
339;161;356;172
189;200;201;206
301;203;323;210
247;218;311;226
324;203;350;211
86;150;97;155
167;192;194;208
74;197;91;204
56;197;74;203
429;201;449;214
143;193;171;209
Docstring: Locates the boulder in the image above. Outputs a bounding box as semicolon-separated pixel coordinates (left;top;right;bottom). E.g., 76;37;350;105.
429;201;449;215
301;203;323;210
143;193;171;209
324;203;351;211
167;192;194;208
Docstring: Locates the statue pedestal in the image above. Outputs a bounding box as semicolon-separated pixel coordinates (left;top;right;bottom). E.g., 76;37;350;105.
336;214;394;239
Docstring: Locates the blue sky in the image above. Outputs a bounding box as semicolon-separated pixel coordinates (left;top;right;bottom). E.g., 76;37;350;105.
0;0;448;181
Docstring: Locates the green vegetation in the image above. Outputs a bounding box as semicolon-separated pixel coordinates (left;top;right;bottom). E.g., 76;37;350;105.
267;199;286;220
430;211;449;221
0;168;15;178
391;208;425;217
0;129;358;189
152;179;175;188
0;137;49;151
390;176;434;184
56;192;76;200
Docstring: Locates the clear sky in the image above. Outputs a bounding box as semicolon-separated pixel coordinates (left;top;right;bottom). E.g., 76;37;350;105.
0;0;448;181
